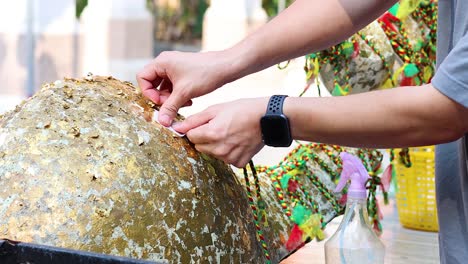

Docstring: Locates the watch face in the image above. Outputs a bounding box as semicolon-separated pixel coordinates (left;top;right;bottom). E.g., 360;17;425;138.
260;115;292;147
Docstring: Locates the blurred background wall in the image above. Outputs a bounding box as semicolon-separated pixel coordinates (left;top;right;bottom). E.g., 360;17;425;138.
0;0;308;165
0;0;153;112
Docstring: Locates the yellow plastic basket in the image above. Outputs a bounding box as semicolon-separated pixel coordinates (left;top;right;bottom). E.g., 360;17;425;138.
394;146;439;232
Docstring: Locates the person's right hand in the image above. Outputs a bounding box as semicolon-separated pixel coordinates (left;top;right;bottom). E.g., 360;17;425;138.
136;50;234;127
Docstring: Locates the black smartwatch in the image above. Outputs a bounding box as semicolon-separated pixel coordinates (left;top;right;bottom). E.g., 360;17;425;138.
260;95;293;147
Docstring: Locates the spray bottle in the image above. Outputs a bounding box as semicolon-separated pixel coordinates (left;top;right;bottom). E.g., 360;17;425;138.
324;152;385;264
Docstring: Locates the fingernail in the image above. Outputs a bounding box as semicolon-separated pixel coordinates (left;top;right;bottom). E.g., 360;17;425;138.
172;121;183;130
160;114;171;127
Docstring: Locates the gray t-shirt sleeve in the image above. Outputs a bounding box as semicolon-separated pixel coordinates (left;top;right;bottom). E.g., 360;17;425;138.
432;32;468;108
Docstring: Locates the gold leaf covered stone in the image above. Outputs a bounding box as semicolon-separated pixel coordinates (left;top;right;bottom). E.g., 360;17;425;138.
0;76;268;263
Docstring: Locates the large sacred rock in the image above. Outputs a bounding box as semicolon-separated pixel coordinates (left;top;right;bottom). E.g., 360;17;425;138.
0;76;268;263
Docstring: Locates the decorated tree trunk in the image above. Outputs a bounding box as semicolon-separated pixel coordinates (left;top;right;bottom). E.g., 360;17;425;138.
305;0;437;96
317;21;396;95
236;143;385;260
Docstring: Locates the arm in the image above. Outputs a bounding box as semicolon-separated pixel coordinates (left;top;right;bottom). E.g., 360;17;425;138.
284;84;468;148
136;0;396;126
227;0;397;80
175;85;468;167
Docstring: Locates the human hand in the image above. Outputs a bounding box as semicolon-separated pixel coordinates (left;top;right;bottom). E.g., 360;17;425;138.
173;98;269;168
136;50;237;127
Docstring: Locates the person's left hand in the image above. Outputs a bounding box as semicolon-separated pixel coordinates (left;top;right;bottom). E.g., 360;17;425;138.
173;98;268;167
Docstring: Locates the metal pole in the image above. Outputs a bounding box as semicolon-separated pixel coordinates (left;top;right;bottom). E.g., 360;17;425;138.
26;0;36;97
150;0;158;57
72;21;79;77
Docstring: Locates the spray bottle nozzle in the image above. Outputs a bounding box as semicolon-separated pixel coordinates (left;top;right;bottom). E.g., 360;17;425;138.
335;152;370;199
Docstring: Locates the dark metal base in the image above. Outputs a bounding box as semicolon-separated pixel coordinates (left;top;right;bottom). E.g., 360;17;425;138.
0;240;162;264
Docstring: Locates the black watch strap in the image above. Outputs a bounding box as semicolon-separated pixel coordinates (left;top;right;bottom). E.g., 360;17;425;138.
266;95;288;115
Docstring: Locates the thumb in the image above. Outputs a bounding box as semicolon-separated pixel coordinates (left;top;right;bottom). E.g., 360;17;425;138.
158;91;188;127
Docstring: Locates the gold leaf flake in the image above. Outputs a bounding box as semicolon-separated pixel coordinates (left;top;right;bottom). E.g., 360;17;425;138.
69;127;80;137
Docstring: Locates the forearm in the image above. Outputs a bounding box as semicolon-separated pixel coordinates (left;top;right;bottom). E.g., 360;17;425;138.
284;85;468;148
224;0;396;81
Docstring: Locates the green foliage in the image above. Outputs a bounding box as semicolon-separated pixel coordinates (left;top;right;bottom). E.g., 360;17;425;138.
75;0;154;19
75;0;88;19
156;0;208;42
262;0;294;17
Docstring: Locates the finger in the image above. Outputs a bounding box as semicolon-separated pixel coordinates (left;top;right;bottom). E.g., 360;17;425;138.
158;90;191;127
137;65;163;103
158;89;171;103
234;144;264;168
222;139;264;167
234;158;251;168
194;143;247;167
152;78;163;91
182;100;193;107
155;80;174;106
193;143;214;155
230;156;250;168
159;79;173;92
193;143;230;162
186;123;215;144
160;98;192;106
158;93;192;107
174;109;215;134
223;145;251;168
141;87;161;104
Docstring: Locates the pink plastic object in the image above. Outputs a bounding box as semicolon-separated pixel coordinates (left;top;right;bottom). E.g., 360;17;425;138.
335;152;370;199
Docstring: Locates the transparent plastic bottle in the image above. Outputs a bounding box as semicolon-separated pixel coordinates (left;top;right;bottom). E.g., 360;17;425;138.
325;152;385;264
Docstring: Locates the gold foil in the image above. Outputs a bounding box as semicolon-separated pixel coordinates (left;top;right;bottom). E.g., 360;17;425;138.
0;76;268;263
